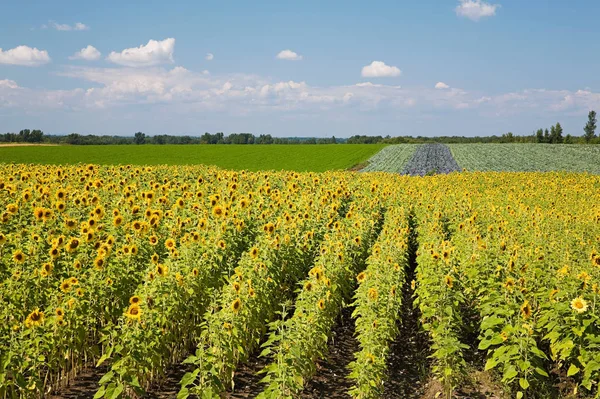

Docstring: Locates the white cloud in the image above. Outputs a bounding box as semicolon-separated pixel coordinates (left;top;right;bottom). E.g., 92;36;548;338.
276;50;303;61
107;38;175;67
361;61;401;78
0;79;19;89
46;21;90;31
206;53;214;61
0;45;51;66
435;82;450;89
455;0;500;21
74;23;89;31
69;45;101;61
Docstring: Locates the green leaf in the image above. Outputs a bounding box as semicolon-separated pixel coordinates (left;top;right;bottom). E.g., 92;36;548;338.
567;364;580;377
534;367;549;378
503;366;518;382
96;353;110;367
93;386;106;399
180;372;196;387
516;391;524;399
484;358;498;371
108;383;123;399
480;316;504;330
519;378;530;390
177;387;189;399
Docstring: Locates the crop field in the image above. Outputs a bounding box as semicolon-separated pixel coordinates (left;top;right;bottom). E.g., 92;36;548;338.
0;162;599;399
449;144;600;173
363;144;600;175
0;145;384;172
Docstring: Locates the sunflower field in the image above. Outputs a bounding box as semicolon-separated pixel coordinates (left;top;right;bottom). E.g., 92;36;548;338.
0;163;598;399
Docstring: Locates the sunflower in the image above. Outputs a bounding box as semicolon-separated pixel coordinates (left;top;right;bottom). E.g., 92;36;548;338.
125;304;142;321
217;240;226;250
368;288;379;302
60;280;72;293
40;262;53;277
212;205;224;217
444;275;453;288
356;272;367;284
571;297;588;314
520;300;532;320
156;264;168;277
504;278;515;291
231;298;242;313
113;215;124;227
165;238;176;250
25;308;45;328
304;281;313;291
66;238;80;253
106;277;113;286
129;295;142;305
34;207;45;220
263;222;275;235
12;250;26;264
49;246;60;259
317;299;326;311
0;233;6;246
6;203;18;214
65;219;77;230
232;282;241;293
55;307;65;319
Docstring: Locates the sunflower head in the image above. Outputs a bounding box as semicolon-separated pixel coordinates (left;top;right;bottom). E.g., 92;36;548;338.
571;297;588;314
125;304;142;321
25;308;45;328
317;299;326;311
231;298;242;313
520;300;532;319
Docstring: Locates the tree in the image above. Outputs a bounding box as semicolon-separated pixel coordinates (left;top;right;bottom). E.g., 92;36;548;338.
134;132;146;145
554;123;563;144
564;134;574;144
584;110;597;143
536;128;544;143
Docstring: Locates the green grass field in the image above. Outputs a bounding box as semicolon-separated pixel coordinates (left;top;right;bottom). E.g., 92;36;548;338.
0;144;385;172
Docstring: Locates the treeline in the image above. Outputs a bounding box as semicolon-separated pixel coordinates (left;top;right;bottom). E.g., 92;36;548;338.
2;111;599;145
0;131;343;145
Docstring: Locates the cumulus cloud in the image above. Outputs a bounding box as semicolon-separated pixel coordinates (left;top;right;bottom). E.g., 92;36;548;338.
0;79;19;89
0;45;51;66
276;50;303;61
45;21;90;31
205;53;214;61
107;38;175;67
455;0;500;21
361;61;401;78
69;45;101;61
435;82;450;89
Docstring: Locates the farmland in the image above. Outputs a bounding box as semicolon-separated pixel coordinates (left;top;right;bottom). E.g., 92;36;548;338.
0;144;384;172
449;144;600;173
0;162;598;399
363;143;600;175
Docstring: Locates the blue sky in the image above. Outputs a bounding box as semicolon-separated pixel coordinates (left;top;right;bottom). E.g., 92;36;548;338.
1;0;600;137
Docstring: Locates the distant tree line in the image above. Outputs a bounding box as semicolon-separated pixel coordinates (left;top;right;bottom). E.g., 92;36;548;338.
2;111;598;145
0;129;45;143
